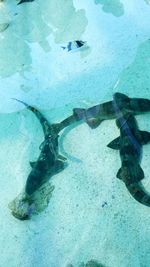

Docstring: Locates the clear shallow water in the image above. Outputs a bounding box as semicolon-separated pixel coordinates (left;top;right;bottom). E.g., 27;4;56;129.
1;1;150;267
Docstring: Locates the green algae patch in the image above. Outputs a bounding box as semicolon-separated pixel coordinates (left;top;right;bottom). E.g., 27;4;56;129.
94;0;124;17
8;182;55;220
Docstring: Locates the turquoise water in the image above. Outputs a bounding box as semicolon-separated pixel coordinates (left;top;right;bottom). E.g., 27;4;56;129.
1;1;150;266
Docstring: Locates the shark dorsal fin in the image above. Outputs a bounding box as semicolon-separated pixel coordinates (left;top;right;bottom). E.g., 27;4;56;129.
113;92;129;104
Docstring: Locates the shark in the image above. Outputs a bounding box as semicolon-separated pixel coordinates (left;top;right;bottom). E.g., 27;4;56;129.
73;92;150;129
107;112;150;207
11;99;77;219
10;92;150;217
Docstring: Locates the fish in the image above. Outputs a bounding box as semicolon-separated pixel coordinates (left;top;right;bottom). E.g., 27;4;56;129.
17;0;34;5
11;99;68;219
107;113;150;207
61;40;86;52
73;92;150;129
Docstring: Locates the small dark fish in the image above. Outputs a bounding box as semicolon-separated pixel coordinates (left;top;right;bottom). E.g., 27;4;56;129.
73;92;150;129
61;40;86;52
108;111;150;207
17;0;34;5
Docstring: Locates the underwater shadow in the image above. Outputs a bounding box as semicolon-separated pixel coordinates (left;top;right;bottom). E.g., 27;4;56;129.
94;0;124;17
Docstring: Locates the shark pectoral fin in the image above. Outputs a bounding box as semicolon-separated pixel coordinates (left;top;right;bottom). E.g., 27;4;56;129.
117;165;144;184
58;155;67;161
47;160;67;176
86;117;104;129
139;131;150;145
30;161;36;168
54;160;67;172
107;137;120;150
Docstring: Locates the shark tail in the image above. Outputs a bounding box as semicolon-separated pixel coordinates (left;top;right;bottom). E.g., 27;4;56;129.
11;97;42;120
126;182;150;207
11;98;53;136
11;98;29;108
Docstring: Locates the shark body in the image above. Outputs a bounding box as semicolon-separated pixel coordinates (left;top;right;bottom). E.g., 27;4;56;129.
73;92;150;129
108;112;150;207
16;99;67;196
11;99;69;219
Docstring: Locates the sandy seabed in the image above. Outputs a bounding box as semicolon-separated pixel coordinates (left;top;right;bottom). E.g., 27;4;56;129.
1;0;150;267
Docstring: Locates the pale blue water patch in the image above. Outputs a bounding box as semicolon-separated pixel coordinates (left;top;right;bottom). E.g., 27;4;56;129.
94;0;124;17
0;0;87;77
1;0;150;267
113;38;150;97
1;0;150;112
